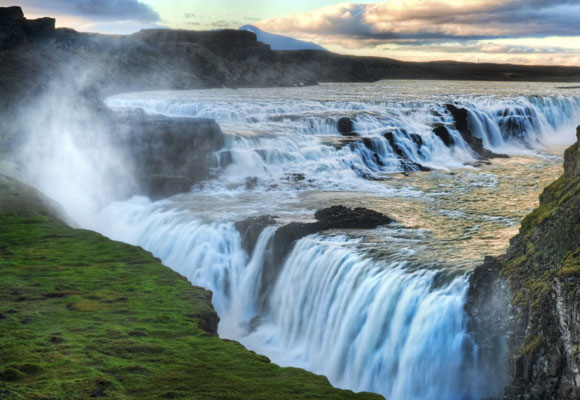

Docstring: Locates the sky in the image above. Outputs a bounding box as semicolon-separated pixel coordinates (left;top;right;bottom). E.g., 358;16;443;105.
3;0;580;66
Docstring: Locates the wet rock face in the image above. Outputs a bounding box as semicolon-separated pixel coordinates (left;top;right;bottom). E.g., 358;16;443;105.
234;215;278;257
111;112;227;199
337;117;358;136
564;126;580;178
234;206;394;312
273;206;393;261
267;206;393;298
467;127;580;399
464;256;513;398
433;123;455;147
443;104;508;160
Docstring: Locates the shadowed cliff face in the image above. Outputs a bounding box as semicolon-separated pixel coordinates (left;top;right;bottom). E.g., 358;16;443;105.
466;126;580;399
109;111;226;199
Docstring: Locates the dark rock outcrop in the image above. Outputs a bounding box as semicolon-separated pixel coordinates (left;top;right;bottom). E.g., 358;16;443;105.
444;104;509;159
409;133;424;149
433;123;455;147
496;106;536;142
269;206;393;291
337;117;358;136
466;125;580;399
378;131;429;172
234;206;394;311
465;256;514;398
234;215;278;257
111;112;226;198
564;126;580;178
0;7;54;48
383;131;406;157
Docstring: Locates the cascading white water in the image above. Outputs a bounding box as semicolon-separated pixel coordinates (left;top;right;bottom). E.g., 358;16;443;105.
106;86;580;192
98;197;493;400
242;235;482;400
91;82;580;400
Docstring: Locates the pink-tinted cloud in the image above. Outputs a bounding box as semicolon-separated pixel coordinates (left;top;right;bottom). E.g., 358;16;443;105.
257;1;580;41
255;1;580;65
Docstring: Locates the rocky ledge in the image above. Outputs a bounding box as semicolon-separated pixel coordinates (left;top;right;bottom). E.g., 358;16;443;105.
465;126;580;399
110;110;227;198
235;206;394;310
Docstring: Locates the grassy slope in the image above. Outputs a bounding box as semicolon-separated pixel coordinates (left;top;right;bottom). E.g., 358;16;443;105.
0;197;382;399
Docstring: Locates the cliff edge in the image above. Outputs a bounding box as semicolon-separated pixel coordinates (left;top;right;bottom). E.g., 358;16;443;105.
466;126;580;399
0;176;382;400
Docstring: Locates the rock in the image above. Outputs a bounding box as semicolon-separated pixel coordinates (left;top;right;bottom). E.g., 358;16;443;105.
466;127;580;399
261;206;394;304
464;256;512;398
240;206;395;312
0;6;26;48
445;104;509;160
245;177;258;190
234;215;278;256
313;205;393;228
382;131;430;172
111;113;227;199
0;7;55;48
496;106;536;142
433;123;455;147
337;117;358;136
288;173;305;182
564;126;580;178
383;131;406;157
22;17;55;40
409;133;423;149
445;104;470;136
400;159;431;172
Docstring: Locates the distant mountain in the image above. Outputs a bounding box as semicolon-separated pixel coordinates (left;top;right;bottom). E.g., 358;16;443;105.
240;24;326;51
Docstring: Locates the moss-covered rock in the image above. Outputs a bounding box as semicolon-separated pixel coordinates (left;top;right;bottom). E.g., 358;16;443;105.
466;126;580;399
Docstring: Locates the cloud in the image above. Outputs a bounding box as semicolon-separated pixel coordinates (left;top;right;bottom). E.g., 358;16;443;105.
256;1;580;42
6;0;159;22
254;1;580;65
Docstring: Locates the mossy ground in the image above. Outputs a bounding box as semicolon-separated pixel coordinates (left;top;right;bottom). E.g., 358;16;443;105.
0;215;382;400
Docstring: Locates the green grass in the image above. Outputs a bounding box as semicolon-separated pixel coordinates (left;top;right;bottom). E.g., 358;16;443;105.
0;215;382;400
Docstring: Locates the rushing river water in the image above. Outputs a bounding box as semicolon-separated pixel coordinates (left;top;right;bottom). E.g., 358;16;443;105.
93;80;580;400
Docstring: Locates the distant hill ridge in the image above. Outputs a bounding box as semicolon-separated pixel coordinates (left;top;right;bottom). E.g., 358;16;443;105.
2;3;580;119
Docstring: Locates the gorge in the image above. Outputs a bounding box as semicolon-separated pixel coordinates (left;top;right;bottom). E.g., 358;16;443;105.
2;6;580;400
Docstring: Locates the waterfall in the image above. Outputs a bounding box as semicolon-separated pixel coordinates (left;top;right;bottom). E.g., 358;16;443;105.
97;198;493;400
242;235;483;400
106;90;580;191
93;83;580;400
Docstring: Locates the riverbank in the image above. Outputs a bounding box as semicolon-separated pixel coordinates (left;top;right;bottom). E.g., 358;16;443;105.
0;175;381;400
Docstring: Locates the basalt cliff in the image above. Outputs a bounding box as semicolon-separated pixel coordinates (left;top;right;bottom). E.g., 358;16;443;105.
466;126;580;399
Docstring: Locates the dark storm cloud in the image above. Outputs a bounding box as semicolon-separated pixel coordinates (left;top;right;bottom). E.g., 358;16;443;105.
7;0;159;22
